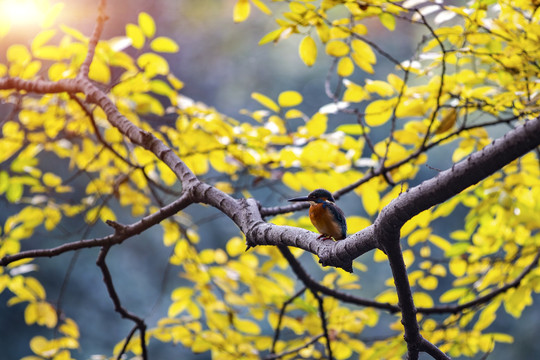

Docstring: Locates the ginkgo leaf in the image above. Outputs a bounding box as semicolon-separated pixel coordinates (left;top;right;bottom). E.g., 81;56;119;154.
233;0;250;23
299;35;317;66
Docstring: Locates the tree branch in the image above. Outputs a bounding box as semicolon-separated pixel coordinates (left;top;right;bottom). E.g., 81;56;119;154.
96;245;147;360
0;193;191;266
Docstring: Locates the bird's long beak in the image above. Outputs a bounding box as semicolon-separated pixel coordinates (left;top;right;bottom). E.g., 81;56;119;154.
288;196;310;202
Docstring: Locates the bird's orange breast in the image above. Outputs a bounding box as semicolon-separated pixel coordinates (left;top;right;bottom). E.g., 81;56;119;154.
309;203;345;240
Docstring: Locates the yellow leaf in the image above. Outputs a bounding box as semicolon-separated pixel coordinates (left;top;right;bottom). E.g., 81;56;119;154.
379;13;396;31
504;286;532;318
150;37;179;53
365;99;396;127
31;29;56;54
285;109;304;119
352;24;367;35
252;0;272;15
185;153;209;175
475;300;500;331
325;40;349;57
282;172;302;191
343;80;369;102
25;302;38;325
59;318;80;338
448;256;467;277
305;112;327;137
88;58;110;84
365;80;395;97
418;275;438;290
43;172;62;187
138;12;156;38
408;228;431;246
413;292;434;307
26;277;46;300
337;56;354;77
21;61;41;80
439;287;468;303
53;350;73;360
316;22;330;43
226;237;245;257
251;92;280;112
30;336;50;356
436;108;457;134
259;28;284;45
403;249;415;267
126;23;145;49
351;39;376;64
346;216;371;233
428;234;451;251
375;290;398;304
7;44;31;64
137;53;169;77
234;0;250;23
278;91;302;107
235;318;261;335
25;301;57;328
299;35;317;67
42;3;64;28
361;182;380;216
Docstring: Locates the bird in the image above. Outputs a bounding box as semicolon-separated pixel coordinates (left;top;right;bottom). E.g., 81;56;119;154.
288;188;347;240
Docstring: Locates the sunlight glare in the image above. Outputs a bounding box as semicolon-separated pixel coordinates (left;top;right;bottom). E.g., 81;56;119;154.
0;0;44;26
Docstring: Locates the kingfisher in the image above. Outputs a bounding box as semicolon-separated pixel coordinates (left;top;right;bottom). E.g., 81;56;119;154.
288;188;347;240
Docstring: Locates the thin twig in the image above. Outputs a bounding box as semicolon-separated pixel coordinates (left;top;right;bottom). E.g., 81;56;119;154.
311;289;334;360
96;245;148;360
270;287;307;354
